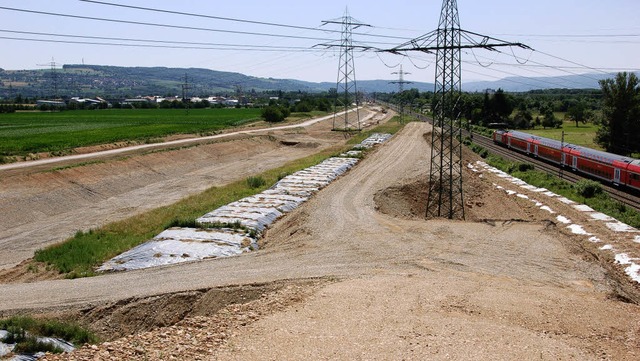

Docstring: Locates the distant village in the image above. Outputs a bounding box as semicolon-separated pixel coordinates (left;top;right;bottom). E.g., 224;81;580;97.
35;95;251;109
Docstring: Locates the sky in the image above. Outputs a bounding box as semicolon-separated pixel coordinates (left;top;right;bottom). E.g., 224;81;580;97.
1;0;639;86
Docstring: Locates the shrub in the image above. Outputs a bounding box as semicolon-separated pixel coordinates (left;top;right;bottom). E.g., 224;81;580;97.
261;105;290;122
517;163;534;172
0;316;97;355
507;162;534;174
13;337;63;354
246;176;267;189
574;179;603;198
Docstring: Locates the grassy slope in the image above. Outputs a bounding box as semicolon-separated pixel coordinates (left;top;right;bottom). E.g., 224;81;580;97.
0;108;262;156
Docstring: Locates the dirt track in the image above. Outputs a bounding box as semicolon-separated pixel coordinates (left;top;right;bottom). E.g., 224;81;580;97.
2;120;640;359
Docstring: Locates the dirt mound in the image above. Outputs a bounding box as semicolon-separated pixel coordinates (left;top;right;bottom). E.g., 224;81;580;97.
374;164;543;223
373;178;428;220
75;280;316;341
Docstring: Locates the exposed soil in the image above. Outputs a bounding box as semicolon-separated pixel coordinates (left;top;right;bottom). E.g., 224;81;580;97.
373;159;541;223
2;120;640;360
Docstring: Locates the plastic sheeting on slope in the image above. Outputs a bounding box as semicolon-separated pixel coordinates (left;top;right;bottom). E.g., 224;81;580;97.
98;134;392;272
0;329;75;361
97;228;254;272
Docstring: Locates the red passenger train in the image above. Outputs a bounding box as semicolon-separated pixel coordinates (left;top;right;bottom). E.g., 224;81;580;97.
493;129;640;192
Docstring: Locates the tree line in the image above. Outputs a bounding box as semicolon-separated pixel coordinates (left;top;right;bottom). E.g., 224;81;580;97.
380;72;639;156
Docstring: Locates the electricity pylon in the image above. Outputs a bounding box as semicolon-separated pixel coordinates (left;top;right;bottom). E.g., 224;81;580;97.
390;65;412;123
322;9;370;131
383;0;530;219
37;57;62;99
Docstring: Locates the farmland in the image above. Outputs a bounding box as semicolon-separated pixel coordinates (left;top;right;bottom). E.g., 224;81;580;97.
0;108;262;157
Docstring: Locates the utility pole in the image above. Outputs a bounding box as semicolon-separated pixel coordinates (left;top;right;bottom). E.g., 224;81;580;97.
322;9;370;132
382;0;530;220
390;65;412;123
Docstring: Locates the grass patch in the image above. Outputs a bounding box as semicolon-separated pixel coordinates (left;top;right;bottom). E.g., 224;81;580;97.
346;115;404;146
246;176;267;189
0;316;97;354
526;119;601;149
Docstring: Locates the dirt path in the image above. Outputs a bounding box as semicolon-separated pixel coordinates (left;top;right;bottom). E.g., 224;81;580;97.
4;121;640;359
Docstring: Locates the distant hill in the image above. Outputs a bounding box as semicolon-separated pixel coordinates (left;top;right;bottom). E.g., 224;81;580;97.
462;73;624;92
0;64;629;99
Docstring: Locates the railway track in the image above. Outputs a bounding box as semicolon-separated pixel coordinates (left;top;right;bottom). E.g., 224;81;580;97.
381;103;640;212
470;132;640;212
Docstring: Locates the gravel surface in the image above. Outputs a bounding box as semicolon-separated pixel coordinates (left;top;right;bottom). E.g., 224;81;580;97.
2;120;640;360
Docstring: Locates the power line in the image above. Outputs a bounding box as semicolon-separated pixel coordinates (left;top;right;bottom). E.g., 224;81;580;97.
490;32;640;38
79;0;414;41
0;6;332;43
463;50;602;88
0;36;327;52
476;62;640;72
534;49;612;75
0;6;402;47
0;29;316;50
80;0;334;33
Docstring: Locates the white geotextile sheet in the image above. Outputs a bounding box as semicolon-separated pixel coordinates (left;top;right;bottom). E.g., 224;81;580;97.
98;229;253;271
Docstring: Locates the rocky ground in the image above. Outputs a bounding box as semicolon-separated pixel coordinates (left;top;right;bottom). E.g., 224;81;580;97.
1;118;639;360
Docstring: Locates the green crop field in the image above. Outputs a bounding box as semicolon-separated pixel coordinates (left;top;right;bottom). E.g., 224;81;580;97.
0;108;262;157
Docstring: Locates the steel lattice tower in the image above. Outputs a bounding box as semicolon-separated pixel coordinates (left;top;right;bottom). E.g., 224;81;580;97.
37;58;61;99
324;10;368;131
390;65;412;124
381;0;529;219
427;0;464;219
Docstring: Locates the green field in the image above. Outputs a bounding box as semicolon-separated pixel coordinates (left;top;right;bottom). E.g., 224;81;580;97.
0;108;262;157
528;118;601;150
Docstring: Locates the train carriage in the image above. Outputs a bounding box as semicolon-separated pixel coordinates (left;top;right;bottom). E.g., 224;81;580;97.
624;160;640;191
492;129;508;144
492;129;640;192
532;136;564;164
567;145;623;183
505;130;535;154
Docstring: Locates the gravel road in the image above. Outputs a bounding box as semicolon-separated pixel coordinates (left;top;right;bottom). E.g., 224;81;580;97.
3;121;640;360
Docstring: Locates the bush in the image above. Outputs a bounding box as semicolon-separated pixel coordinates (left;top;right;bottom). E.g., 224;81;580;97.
0;316;97;355
246;176;266;189
517;163;534;172
507;162;534;173
13;337;63;354
261;105;290;122
574;179;603;198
